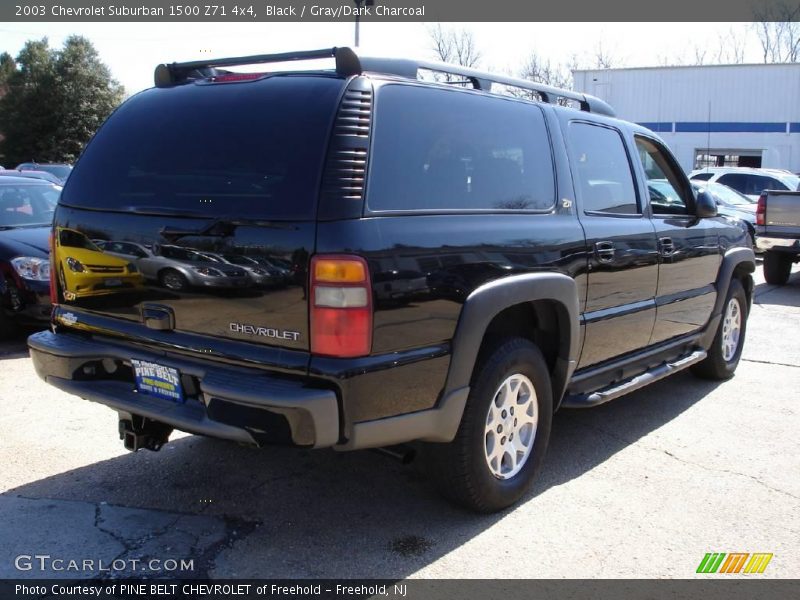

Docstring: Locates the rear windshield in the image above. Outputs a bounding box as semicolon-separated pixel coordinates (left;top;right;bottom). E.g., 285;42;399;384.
59;228;100;250
0;183;59;228
61;75;344;220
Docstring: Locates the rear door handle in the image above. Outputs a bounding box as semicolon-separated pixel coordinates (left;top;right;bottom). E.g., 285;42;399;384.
659;237;675;256
594;241;616;263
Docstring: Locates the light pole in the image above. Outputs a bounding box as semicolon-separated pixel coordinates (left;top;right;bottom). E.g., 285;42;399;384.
353;0;375;47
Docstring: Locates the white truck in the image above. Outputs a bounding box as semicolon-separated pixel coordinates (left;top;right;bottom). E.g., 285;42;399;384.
756;190;800;284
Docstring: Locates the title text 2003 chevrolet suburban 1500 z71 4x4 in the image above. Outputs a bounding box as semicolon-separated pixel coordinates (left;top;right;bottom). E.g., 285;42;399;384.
29;48;755;512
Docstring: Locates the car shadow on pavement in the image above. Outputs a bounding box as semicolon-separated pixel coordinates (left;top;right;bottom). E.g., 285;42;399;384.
753;269;800;308
1;370;722;578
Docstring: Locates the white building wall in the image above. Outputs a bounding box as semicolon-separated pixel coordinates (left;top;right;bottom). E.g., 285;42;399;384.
573;64;800;174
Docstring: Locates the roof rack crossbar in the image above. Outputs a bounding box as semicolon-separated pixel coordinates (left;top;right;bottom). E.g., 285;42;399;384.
154;47;361;87
152;47;615;117
356;56;615;117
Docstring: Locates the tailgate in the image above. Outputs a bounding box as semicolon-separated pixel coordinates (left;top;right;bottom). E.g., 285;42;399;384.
53;206;314;351
51;75;346;352
764;191;800;233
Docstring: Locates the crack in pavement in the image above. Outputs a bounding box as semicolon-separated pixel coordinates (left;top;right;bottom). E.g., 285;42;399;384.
89;503;190;579
13;494;259;579
573;421;800;503
742;357;800;369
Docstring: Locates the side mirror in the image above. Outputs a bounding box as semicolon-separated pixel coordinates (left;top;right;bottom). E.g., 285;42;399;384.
695;190;718;218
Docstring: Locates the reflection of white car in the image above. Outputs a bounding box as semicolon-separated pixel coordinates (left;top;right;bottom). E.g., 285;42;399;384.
690;181;756;245
196;252;275;287
689;167;800;201
373;269;429;303
96;241;251;291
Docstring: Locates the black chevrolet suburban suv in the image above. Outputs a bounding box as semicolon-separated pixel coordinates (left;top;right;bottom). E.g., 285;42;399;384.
29;48;755;512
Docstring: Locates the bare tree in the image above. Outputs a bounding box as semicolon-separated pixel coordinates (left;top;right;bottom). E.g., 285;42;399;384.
426;25;482;85
693;44;708;66
714;27;747;64
753;1;800;62
499;52;577;104
428;25;481;66
593;40;617;69
656;52;681;67
518;53;572;89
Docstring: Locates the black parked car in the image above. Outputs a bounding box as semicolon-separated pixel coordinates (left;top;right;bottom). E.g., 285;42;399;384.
0;177;57;336
28;48;754;512
0;169;63;186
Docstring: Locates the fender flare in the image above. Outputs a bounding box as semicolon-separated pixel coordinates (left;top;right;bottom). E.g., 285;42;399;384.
442;272;581;409
700;246;756;347
340;273;582;448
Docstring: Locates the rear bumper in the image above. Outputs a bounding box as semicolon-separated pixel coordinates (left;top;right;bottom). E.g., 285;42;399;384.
756;236;800;253
27;330;339;448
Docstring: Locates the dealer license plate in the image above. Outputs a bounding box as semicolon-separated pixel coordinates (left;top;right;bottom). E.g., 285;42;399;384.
131;359;184;403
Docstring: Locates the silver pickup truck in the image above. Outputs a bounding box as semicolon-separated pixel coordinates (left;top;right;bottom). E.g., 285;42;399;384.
756;190;800;284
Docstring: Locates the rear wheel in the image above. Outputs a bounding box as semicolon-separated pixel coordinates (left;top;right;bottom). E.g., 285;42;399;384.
763;251;792;285
159;269;188;291
425;338;553;512
692;278;747;380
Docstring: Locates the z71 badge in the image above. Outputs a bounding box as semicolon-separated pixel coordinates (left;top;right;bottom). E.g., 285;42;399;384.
229;322;301;341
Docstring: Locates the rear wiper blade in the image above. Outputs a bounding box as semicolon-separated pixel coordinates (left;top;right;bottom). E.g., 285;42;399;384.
160;218;241;240
122;205;220;218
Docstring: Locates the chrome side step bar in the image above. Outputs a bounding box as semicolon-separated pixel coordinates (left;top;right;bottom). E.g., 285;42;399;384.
561;349;707;408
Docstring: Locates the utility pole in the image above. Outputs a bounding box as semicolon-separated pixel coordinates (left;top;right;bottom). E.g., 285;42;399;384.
353;0;375;47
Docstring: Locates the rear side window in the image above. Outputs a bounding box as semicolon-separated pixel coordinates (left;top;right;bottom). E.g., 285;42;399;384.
567;122;639;215
367;85;555;212
61;76;344;220
691;173;713;181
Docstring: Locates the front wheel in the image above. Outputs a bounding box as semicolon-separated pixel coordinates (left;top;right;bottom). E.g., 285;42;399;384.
692;278;748;380
159;269;189;292
425;338;553;512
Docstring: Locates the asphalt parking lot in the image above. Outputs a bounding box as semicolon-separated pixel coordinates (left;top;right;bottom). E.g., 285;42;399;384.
1;264;798;580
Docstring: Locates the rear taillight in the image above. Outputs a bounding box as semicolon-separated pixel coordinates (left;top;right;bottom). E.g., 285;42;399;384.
310;255;372;358
48;230;57;304
756;193;767;226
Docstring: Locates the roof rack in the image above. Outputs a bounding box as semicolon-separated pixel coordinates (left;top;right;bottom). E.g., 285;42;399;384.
153;47;357;87
154;47;615;118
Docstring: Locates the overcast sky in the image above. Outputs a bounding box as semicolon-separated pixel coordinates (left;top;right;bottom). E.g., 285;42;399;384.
0;22;766;94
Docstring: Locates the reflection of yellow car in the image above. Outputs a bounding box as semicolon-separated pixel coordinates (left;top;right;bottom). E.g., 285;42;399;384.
54;228;145;300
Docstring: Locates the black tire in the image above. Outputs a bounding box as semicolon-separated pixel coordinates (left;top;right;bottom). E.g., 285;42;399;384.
692;278;748;381
763;251;792;285
0;278;20;338
0;305;16;338
425;337;553;513
159;269;188;291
